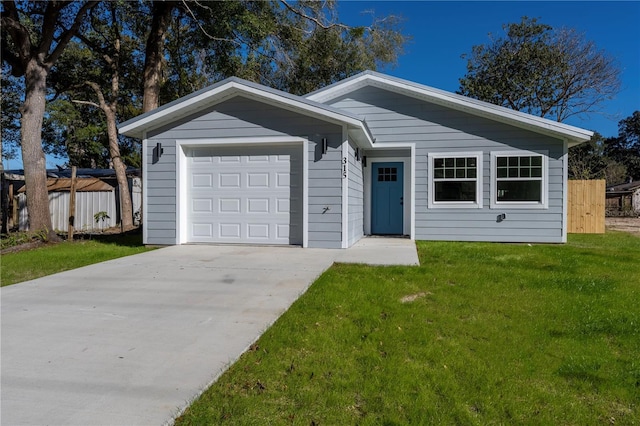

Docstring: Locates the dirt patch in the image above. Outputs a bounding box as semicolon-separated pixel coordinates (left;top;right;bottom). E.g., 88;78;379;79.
400;292;432;303
0;240;49;255
605;217;640;235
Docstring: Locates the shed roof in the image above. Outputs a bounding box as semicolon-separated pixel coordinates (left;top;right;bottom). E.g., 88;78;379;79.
306;71;594;147
17;178;114;193
607;180;640;193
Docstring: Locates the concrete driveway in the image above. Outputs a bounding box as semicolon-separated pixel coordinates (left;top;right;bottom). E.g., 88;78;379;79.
1;239;418;425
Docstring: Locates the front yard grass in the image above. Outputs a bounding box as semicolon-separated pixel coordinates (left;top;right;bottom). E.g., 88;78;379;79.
178;232;640;425
1;233;154;286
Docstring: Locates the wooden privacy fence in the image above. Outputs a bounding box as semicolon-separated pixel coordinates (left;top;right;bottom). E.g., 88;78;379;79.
568;180;605;234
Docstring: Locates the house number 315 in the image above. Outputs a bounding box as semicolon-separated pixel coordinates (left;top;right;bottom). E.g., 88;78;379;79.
342;157;347;178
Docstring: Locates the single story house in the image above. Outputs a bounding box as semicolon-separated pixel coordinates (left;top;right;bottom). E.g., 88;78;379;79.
606;180;640;216
119;71;593;248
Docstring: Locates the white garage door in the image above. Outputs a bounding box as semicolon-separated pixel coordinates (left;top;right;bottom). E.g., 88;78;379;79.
187;146;299;244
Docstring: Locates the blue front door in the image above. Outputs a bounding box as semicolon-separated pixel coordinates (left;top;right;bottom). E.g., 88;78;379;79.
371;162;404;235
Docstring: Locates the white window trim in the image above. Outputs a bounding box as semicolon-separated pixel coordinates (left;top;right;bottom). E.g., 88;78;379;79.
490;150;548;209
427;152;483;209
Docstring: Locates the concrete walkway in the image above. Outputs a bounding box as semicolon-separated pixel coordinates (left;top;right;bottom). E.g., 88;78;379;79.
1;238;418;426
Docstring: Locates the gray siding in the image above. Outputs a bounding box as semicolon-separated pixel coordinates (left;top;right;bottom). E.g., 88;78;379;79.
330;86;567;243
347;140;364;246
307;135;344;249
145;95;344;246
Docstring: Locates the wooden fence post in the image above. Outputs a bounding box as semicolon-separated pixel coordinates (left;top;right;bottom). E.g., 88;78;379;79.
68;166;77;240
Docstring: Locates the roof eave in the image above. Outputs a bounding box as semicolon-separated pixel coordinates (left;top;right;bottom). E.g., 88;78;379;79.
308;71;593;146
119;78;369;140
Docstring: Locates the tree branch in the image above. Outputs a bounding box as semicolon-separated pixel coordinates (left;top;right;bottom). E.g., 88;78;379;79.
71;99;100;109
179;0;241;45
79;80;108;111
47;1;99;67
279;0;349;31
39;1;65;56
1;3;33;64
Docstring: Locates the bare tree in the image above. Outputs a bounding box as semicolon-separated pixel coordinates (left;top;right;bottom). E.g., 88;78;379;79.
459;17;621;123
551;28;622;122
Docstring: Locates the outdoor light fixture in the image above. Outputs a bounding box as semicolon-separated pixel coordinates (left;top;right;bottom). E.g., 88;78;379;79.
355;147;360;160
152;142;164;163
362;156;367;167
321;137;328;155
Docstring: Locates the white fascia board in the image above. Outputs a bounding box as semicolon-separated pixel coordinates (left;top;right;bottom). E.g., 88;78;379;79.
309;73;593;145
237;84;364;127
119;83;237;138
347;125;375;149
306;74;370;102
366;76;593;144
120;80;371;141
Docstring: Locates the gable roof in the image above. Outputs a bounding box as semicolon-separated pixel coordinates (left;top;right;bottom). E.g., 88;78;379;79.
306;70;594;147
118;77;374;146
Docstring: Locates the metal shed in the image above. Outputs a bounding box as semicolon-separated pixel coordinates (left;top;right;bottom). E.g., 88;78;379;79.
17;178;117;232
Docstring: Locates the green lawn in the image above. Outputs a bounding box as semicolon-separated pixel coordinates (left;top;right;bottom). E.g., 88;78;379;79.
1;233;154;286
177;232;640;425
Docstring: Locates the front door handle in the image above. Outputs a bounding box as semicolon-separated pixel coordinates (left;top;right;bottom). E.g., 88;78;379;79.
400;196;403;206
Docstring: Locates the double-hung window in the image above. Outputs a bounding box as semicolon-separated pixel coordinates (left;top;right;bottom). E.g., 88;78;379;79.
491;151;548;208
428;152;483;208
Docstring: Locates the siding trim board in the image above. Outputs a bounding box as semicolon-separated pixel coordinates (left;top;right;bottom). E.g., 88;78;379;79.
142;132;149;245
341;127;349;248
562;140;569;243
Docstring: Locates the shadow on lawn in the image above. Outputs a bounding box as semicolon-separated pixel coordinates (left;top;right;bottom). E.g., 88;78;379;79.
74;227;144;247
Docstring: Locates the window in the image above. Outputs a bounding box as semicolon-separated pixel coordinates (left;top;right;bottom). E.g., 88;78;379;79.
491;151;547;208
377;166;398;182
428;152;483;208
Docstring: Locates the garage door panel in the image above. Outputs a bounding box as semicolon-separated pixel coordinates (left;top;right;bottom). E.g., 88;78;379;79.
247;173;269;188
219;223;241;238
219;173;241;188
219;198;240;213
247;223;269;238
192;198;213;212
187;146;300;245
219;156;240;163
192;173;213;187
247;198;269;213
192;223;213;237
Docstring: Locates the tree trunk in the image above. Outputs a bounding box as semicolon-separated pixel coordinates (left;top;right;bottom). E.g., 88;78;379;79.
21;59;58;241
105;106;134;230
142;1;174;113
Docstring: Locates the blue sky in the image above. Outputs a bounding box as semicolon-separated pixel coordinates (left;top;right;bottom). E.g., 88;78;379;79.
339;1;640;137
4;1;639;169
